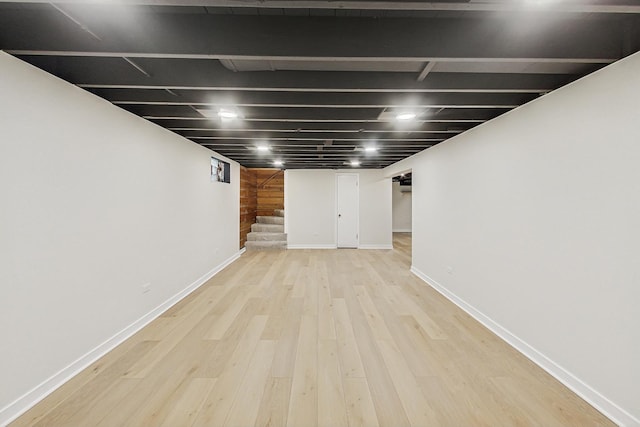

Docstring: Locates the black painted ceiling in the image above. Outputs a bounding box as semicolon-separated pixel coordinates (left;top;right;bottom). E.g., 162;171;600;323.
393;172;412;186
1;0;639;169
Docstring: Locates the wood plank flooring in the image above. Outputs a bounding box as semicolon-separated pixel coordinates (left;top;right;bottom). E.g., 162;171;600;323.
12;233;614;426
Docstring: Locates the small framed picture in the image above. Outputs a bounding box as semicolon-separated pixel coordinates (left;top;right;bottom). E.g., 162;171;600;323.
211;157;230;183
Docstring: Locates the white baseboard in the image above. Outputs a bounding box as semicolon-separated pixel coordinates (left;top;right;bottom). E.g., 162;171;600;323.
392;229;412;233
410;266;639;427
0;250;244;427
287;244;393;250
358;244;393;250
287;244;338;249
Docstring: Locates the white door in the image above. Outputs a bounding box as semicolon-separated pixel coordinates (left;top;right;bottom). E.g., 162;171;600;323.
337;174;359;248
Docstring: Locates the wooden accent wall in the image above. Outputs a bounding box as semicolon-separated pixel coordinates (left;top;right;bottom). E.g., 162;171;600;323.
255;168;284;217
239;167;284;248
240;166;257;249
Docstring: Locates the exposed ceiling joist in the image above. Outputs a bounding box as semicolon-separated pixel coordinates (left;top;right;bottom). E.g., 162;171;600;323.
166;122;484;131
5;53;610;91
4;51;618;64
79;85;555;94
152;118;487;124
0;12;631;59
113;102;519;109
1;1;636;168
98;90;537;106
175;129;462;134
191;136;445;141
2;0;640;14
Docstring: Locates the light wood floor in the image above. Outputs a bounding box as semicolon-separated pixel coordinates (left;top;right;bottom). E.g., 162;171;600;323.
12;233;613;427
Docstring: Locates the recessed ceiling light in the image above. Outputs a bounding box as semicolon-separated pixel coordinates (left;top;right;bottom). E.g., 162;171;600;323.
218;109;238;120
365;146;377;153
351;160;361;167
256;145;270;152
396;112;417;121
273;160;284;166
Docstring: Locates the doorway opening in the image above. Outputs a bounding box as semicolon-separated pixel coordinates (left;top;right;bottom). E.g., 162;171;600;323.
392;171;412;261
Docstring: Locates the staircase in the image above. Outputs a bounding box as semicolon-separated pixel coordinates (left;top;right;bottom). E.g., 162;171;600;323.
245;209;287;250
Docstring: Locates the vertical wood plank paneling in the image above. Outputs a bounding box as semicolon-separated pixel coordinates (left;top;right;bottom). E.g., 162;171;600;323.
255;168;284;217
240;166;257;249
240;167;284;248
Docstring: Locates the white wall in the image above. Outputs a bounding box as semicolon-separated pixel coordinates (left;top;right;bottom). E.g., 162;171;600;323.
391;182;412;232
384;52;640;426
356;169;392;248
285;169;392;249
0;52;241;424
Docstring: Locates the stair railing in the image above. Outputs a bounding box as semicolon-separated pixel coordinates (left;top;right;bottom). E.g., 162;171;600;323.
258;170;284;189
